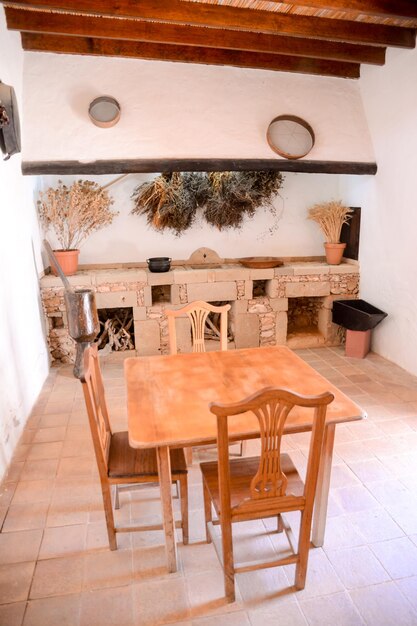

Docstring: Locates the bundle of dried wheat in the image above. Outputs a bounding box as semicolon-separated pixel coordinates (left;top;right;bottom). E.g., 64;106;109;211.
307;200;353;243
37;180;117;250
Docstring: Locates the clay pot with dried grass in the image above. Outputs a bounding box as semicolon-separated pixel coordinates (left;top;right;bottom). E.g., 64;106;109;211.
307;200;353;265
37;180;117;275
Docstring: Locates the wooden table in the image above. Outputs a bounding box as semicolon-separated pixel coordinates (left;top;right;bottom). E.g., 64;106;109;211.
125;346;364;572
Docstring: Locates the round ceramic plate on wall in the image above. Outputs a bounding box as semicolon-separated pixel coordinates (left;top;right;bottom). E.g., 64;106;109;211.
267;115;315;160
88;96;121;128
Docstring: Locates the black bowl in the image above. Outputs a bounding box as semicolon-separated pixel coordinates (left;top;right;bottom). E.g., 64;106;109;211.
147;257;171;273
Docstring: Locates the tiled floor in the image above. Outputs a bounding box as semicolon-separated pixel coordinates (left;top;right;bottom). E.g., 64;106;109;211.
1;346;417;626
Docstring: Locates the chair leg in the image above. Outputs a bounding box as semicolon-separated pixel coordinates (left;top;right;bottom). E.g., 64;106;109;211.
238;440;247;457
102;483;117;550
277;513;284;533
220;515;235;602
294;509;313;590
185;448;193;465
202;481;212;544
114;484;120;510
179;474;189;545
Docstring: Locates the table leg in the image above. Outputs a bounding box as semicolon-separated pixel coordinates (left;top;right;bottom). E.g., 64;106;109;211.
312;423;335;547
156;445;178;573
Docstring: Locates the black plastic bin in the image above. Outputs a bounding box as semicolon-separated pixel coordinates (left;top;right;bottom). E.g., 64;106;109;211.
332;299;387;332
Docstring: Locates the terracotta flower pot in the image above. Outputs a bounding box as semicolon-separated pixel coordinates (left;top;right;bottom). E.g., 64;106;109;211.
324;242;346;265
51;249;80;276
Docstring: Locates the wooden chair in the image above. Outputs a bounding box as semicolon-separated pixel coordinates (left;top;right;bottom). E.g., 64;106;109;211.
80;344;189;550
200;387;334;602
166;300;231;355
167;300;244;462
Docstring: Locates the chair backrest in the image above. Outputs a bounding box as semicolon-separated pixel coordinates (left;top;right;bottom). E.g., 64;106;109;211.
80;344;112;479
210;387;334;515
166;300;231;354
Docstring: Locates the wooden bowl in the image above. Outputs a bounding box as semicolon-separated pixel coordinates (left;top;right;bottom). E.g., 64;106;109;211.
239;257;283;269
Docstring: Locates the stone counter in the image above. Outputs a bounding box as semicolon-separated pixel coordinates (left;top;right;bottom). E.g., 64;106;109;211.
40;261;359;363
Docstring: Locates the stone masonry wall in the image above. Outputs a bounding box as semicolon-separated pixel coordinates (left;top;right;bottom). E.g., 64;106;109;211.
40;262;359;364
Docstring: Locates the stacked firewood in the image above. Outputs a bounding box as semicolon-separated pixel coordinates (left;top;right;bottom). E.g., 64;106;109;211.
97;309;134;351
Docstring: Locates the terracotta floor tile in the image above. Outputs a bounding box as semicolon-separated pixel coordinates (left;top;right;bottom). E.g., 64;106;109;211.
0;530;42;564
26;442;63;462
3;502;50;533
395;576;417;612
133;578;190;625
326;545;390;589
370;537;417;579
0;562;35;603
38;524;87;560
322;515;366;550
11;480;54;505
248;603;307;626
348;459;391;483
38;414;69;429
331;484;379;514
23;593;81;626
33;428;67;444
347;508;404;544
30;555;85;599
350;581;417;626
84;548;133;590
132;545;182;582
46;499;90;527
19;460;59;482
0;601;26;626
192;610;251;625
299;591;365;626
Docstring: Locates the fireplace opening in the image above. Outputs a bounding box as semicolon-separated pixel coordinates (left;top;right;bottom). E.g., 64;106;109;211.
287;297;324;347
97;307;135;352
152;284;171;305
253;280;267;298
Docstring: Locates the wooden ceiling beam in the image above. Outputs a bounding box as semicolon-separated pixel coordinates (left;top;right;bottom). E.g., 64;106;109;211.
5;0;416;48
5;8;386;65
21;33;361;78
265;0;417;21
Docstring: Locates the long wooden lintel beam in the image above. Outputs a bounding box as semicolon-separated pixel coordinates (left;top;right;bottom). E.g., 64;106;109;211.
4;0;416;48
21;159;378;176
4;8;386;65
21;33;361;78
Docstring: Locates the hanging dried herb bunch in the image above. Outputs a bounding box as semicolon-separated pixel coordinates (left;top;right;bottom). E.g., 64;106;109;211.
204;171;283;230
131;172;197;235
307;200;353;243
131;170;283;234
37;180;117;250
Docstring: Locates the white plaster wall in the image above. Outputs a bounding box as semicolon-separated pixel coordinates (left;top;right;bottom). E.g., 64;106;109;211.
0;7;49;479
339;45;417;376
23;53;374;163
40;171;341;264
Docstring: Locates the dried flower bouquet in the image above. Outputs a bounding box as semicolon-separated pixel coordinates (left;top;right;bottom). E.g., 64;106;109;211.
38;180;117;250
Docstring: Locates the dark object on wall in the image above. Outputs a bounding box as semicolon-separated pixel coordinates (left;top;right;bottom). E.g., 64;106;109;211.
340;207;361;260
332;299;387;332
147;257;171;272
0;80;21;160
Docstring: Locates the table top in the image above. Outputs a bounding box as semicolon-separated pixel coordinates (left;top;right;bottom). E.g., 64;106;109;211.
125;346;365;449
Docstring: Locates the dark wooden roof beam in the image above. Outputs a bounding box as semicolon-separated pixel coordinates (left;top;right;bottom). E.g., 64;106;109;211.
5;0;416;48
21;33;361;78
5;8;386;65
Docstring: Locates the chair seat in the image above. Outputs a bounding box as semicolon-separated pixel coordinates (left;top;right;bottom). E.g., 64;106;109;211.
108;431;187;478
200;454;304;514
